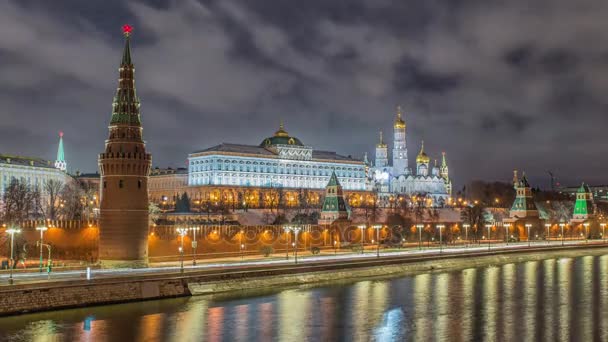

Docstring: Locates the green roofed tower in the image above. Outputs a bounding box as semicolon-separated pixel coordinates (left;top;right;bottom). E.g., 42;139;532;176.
318;171;350;224
54;131;66;172
509;170;538;218
573;183;594;220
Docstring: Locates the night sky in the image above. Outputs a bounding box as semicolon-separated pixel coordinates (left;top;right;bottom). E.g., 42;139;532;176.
1;0;607;190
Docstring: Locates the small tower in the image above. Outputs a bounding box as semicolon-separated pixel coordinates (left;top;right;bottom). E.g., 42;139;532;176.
392;106;408;174
572;183;595;221
54;131;67;172
509;171;538;218
98;25;152;268
318;171;350;224
440;152;451;195
375;130;388;167
416;140;430;176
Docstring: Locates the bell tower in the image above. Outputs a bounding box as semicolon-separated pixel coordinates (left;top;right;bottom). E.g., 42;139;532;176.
98;25;152;267
392;106;407;174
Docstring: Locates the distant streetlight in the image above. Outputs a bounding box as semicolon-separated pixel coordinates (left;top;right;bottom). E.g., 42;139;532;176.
601;223;606;243
372;225;382;258
190;227;200;266
36;226;48;272
525;223;532;247
333;240;337;255
485;224;492;251
436;224;445;253
176;228;187;273
559;223;566;246
240;230;245;261
463;224;470;248
583;223;590;243
545;223;551;244
416;224;424;250
7;228;21;285
504;223;511;245
358;225;366;254
284;226;301;264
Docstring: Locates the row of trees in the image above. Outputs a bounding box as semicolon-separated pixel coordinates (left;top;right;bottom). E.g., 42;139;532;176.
1;178;96;224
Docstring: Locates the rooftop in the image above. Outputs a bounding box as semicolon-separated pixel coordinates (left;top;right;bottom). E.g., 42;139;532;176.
191;143;361;163
0;154;55;169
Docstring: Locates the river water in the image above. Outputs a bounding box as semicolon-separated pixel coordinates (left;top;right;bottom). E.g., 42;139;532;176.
1;253;607;342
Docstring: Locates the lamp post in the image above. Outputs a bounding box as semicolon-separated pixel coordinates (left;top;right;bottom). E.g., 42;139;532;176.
240;229;245;261
416;224;424;250
333;240;337;255
373;225;382;258
463;224;470;248
36;226;48;272
601;223;606;243
545;223;551;244
525;224;532;247
284;226;301;264
436;224;445;253
583;223;590;243
485;224;492;251
504;223;511;246
176;228;187;273
283;226;291;260
7;228;21;285
358;225;366;254
190;227;200;266
559;223;565;246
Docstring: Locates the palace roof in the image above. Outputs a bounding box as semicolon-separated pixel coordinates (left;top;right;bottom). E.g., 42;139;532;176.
0;154;55;169
191;143;361;163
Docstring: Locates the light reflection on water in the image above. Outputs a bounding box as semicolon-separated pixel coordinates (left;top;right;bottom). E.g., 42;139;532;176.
1;253;607;342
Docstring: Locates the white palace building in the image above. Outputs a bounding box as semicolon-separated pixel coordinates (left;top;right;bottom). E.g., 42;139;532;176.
188;122;367;191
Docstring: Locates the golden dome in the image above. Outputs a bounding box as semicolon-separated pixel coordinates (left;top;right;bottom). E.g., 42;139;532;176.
416;140;430;164
394;106;406;129
274;120;289;137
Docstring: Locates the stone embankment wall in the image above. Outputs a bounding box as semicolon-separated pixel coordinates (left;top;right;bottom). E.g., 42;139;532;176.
0;278;189;316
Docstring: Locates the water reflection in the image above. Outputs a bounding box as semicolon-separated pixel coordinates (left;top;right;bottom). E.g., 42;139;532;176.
1;253;608;341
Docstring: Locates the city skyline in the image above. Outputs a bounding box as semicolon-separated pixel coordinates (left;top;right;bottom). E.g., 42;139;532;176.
1;0;607;189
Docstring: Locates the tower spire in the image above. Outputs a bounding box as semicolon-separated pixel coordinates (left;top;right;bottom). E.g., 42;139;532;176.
111;25;140;126
54;131;66;172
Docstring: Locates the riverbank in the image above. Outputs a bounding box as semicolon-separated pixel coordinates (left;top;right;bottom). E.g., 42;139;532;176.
1;244;606;316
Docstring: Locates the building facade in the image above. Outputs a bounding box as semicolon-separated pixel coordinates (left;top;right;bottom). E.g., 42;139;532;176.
0;155;70;195
370;107;452;205
98;26;152;267
188;122;366;191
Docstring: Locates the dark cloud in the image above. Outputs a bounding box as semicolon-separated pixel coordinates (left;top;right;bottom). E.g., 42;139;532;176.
0;0;607;190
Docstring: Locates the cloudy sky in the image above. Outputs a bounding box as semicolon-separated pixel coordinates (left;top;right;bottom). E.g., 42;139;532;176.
1;0;607;190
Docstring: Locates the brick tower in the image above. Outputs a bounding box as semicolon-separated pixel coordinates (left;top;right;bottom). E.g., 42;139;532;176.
98;25;152;267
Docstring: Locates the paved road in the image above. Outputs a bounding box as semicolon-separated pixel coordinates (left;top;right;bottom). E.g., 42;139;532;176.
0;240;605;286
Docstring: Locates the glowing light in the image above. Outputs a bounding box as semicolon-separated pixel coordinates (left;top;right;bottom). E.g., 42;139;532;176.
122;24;133;36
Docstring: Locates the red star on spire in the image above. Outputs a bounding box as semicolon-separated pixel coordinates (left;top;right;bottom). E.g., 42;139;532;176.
122;24;133;37
59;131;64;137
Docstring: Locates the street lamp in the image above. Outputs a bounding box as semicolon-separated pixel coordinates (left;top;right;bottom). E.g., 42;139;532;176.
190;227;200;266
504;223;511;245
7;228;21;285
485;224;492;251
283;226;291;260
436;224;445;253
372;225;382;258
583;223;590;243
416;224;424;250
284;226;301;264
463;224;470;248
525;224;532;247
601;223;606;243
36;226;48;272
545;223;551;244
176;228;187;273
358;225;366;254
333;240;337;254
240;229;245;261
559;223;565;246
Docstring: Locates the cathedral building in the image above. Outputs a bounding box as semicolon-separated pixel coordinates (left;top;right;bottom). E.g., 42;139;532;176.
369;107;452;205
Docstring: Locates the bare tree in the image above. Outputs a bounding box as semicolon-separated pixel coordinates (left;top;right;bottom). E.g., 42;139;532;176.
43;179;64;220
2;178;38;223
59;181;84;220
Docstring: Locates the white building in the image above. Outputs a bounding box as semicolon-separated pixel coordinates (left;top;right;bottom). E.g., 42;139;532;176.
370;107;452;205
188;122;367;191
